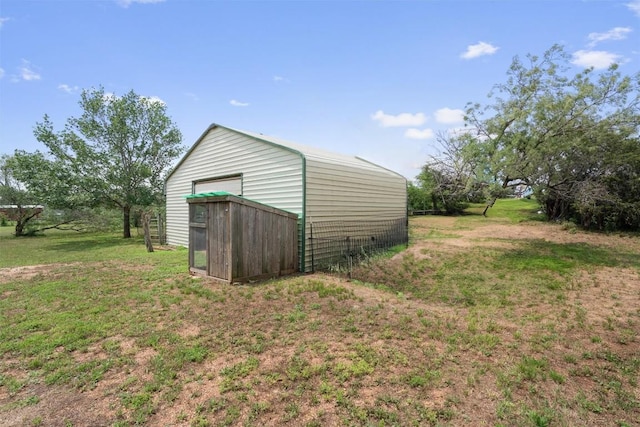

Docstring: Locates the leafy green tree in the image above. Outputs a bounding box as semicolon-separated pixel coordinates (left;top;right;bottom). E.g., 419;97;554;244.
30;87;184;237
407;181;431;212
463;45;640;229
11;150;94;211
1;154;108;236
568;133;640;229
0;155;41;236
415;164;471;214
412;131;487;215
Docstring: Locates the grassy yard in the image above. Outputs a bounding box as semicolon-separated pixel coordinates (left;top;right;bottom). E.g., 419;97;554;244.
1;199;639;426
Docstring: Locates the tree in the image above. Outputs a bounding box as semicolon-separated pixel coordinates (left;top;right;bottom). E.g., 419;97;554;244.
411;131;487;215
31;87;184;237
407;182;431;212
463;45;640;229
0;155;42;236
1;154;108;236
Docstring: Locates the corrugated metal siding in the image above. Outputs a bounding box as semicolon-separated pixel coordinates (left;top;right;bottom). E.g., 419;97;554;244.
302;155;407;271
305;157;406;221
166;127;303;247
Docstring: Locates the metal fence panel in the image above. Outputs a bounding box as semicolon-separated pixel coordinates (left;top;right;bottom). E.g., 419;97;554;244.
309;218;407;272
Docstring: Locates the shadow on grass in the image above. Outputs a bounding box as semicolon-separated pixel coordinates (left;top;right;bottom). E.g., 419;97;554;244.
47;234;141;252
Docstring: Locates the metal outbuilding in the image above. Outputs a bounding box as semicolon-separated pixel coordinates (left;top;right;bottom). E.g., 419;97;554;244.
165;124;408;273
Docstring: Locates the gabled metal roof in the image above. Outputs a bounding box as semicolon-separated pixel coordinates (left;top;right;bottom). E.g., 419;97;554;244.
166;123;406;182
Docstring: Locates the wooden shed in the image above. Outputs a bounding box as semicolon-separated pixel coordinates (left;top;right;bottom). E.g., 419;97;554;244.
166;123;408;272
186;192;298;283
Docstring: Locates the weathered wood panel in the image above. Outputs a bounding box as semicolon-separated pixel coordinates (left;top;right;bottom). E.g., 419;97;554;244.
188;194;298;283
208;202;230;280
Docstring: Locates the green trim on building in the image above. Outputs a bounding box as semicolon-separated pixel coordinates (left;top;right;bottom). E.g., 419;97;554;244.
233;131;308;272
300;155;307;272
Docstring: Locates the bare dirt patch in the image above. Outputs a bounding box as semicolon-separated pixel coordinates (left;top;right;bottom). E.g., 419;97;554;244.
177;324;201;339
0;385;116;427
412;219;640;255
0;261;157;285
569;267;640;325
0;263;79;284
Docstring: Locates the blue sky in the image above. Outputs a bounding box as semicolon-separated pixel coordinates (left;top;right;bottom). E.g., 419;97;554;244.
1;0;639;180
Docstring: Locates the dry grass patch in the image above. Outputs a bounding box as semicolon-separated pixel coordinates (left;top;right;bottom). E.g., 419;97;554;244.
1;209;639;426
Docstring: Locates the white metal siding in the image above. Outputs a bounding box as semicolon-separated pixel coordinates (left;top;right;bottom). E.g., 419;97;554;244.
302;155;407;271
304;156;406;222
166;127;303;247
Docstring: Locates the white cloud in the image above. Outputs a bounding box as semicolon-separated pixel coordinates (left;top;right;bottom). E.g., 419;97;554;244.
404;128;435;140
0;17;9;28
117;0;165;7
461;41;499;59
230;99;249;107
627;1;640;16
58;84;80;94
184;92;199;101
0;68;4;79
273;75;286;82
588;27;632;46
17;60;41;81
435;108;464;124
571;50;622;69
371;110;427;127
142;95;166;105
446;127;473;137
100;92;165;106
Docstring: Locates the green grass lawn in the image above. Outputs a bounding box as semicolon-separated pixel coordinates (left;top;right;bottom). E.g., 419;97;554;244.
1;202;639;426
465;197;542;222
0;226;175;268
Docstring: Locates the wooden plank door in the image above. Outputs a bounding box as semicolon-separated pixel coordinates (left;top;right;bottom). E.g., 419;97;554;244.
208;202;231;280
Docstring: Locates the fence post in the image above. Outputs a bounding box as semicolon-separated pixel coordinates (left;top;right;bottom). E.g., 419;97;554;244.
346;235;352;279
310;222;315;273
142;211;154;253
158;213;165;245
